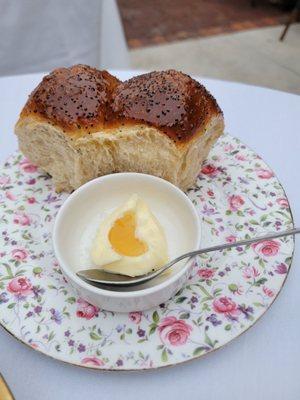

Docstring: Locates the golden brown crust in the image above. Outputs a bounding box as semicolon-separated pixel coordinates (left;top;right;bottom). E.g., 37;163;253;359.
112;70;222;143
19;66;222;143
21;64;119;134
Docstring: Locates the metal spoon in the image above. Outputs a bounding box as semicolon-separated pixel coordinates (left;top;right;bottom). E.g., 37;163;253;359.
76;227;300;287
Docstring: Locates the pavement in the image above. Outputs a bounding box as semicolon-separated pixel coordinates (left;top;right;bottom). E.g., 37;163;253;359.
118;0;287;48
130;24;300;94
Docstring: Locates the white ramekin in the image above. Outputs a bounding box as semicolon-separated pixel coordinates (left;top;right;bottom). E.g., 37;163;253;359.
53;173;201;312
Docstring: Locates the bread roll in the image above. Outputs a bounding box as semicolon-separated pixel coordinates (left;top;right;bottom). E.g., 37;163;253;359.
15;65;224;192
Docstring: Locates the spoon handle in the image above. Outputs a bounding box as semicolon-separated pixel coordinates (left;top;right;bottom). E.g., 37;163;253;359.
77;227;299;287
157;227;300;277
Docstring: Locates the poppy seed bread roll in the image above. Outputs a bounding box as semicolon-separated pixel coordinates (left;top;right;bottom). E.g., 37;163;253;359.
15;65;224;192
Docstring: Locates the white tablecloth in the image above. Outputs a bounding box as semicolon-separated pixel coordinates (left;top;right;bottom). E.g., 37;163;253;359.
0;71;300;400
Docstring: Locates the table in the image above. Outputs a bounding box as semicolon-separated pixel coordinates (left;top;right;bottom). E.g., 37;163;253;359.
0;71;299;400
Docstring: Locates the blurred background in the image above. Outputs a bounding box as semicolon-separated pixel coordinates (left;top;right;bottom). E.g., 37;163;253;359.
0;0;299;93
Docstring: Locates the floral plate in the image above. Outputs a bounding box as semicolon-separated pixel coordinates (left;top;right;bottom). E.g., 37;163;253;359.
0;134;294;370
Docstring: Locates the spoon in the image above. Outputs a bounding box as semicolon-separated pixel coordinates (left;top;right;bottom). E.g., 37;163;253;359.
76;227;300;287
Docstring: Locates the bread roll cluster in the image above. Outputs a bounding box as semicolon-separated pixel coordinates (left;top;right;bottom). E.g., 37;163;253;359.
15;65;224;192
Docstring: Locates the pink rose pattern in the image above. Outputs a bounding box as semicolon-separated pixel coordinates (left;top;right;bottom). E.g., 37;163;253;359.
5;191;16;201
20;158;38;173
0;175;10;185
226;235;236;243
201;164;219;177
228;195;245;211
276;198;289;209
7;277;32;296
13;212;31;226
252;240;280;257
0;138;294;369
158;317;192;346
27;197;36;204
256;168;274;179
11;248;28;261
198;268;215;279
129;312;142;324
76;298;100;319
81;357;104;367
213;297;241;318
